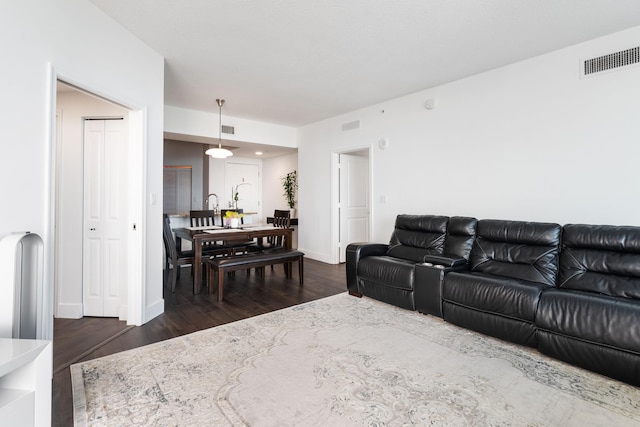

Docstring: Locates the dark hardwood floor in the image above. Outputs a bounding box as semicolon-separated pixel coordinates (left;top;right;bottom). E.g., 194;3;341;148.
52;259;346;426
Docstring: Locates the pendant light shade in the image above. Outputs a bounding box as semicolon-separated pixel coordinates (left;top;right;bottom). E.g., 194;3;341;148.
206;98;233;158
206;146;233;158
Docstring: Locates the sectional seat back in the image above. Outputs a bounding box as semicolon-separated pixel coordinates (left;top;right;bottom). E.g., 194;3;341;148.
346;215;476;310
423;216;478;267
442;220;562;347
386;215;448;262
536;224;640;385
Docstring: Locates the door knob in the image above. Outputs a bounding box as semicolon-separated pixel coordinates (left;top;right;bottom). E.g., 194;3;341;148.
90;228;96;231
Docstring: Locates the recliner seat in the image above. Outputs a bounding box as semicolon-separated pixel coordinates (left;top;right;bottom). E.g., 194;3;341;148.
442;219;562;347
347;215;477;311
536;224;640;385
351;215;449;310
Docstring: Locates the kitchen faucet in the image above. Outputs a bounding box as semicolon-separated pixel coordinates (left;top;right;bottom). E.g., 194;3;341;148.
232;183;251;209
205;193;219;213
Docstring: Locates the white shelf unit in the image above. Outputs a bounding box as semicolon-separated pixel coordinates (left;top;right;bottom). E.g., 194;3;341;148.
0;339;52;427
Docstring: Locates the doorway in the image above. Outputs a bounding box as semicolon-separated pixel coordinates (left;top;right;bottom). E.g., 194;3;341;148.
54;80;142;323
333;147;371;263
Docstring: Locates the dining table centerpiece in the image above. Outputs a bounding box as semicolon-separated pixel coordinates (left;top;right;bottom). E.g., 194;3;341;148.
224;210;245;228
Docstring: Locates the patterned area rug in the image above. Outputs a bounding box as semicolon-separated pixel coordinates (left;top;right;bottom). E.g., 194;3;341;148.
71;293;640;426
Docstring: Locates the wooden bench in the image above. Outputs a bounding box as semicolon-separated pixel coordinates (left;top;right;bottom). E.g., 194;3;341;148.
205;249;304;302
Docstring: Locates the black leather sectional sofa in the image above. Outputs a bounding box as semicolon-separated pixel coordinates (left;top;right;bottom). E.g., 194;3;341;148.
346;215;640;386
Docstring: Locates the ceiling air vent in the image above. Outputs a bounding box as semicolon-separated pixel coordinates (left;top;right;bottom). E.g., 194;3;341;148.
341;120;360;132
582;46;640;77
221;125;235;135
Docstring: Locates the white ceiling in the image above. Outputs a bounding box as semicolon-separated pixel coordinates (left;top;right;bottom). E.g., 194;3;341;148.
89;0;640;128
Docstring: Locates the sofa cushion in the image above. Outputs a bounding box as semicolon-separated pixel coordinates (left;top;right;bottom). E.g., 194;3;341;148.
537;288;640;354
386;215;448;261
358;256;416;291
470;220;561;286
559;224;640;300
443;271;547;322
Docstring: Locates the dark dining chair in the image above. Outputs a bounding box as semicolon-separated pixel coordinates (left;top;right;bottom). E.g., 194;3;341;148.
255;209;292;275
268;209;291;248
163;214;195;293
190;209;217;227
189;210;239;256
190;210;230;255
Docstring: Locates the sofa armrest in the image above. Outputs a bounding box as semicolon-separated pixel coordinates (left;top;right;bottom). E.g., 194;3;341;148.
415;261;470;317
422;254;467;268
346;243;389;294
347;242;389;259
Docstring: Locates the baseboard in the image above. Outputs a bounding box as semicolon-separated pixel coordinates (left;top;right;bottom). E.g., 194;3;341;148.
297;248;335;264
56;303;83;319
118;305;128;322
144;298;164;324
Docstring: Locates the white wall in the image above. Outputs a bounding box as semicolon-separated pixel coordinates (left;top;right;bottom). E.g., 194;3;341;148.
165;105;297;147
56;91;129;318
262;153;298;221
298;26;640;263
1;0;165;327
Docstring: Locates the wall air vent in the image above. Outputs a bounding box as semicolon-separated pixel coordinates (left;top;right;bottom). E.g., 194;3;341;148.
582;46;640;77
221;125;235;135
341;120;360;132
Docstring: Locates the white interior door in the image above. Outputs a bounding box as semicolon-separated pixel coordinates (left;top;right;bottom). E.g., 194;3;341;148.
339;152;370;262
83;118;127;317
226;162;261;223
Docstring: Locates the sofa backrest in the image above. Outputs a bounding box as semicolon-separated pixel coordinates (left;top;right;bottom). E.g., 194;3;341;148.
469;219;561;286
443;216;478;260
386;215;448;262
559;224;640;300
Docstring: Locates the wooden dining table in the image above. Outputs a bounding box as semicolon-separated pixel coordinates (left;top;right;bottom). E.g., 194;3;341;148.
173;225;293;294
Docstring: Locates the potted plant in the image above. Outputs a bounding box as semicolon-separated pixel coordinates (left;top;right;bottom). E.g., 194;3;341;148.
224;210;245;228
281;170;297;216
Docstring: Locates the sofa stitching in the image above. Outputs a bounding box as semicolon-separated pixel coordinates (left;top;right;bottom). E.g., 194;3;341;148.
557;249;585;288
537;327;640;357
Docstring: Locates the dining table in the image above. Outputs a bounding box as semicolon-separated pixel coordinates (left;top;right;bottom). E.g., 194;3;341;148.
172;224;293;294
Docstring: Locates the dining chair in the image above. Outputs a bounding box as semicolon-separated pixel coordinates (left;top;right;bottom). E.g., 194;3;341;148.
163;214;195;293
264;209;291;249
255;209;292;275
190;209;217;227
190;210;231;255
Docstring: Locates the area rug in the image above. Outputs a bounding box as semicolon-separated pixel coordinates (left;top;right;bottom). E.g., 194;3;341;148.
71;293;640;426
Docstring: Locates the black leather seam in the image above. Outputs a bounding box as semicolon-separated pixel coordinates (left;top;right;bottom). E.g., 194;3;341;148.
442;299;535;324
472;240;491;270
557;250;585;288
537;327;640;357
361;280;414;292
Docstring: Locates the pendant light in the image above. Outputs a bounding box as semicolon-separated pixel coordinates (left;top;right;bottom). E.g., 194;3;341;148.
205;98;233;158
